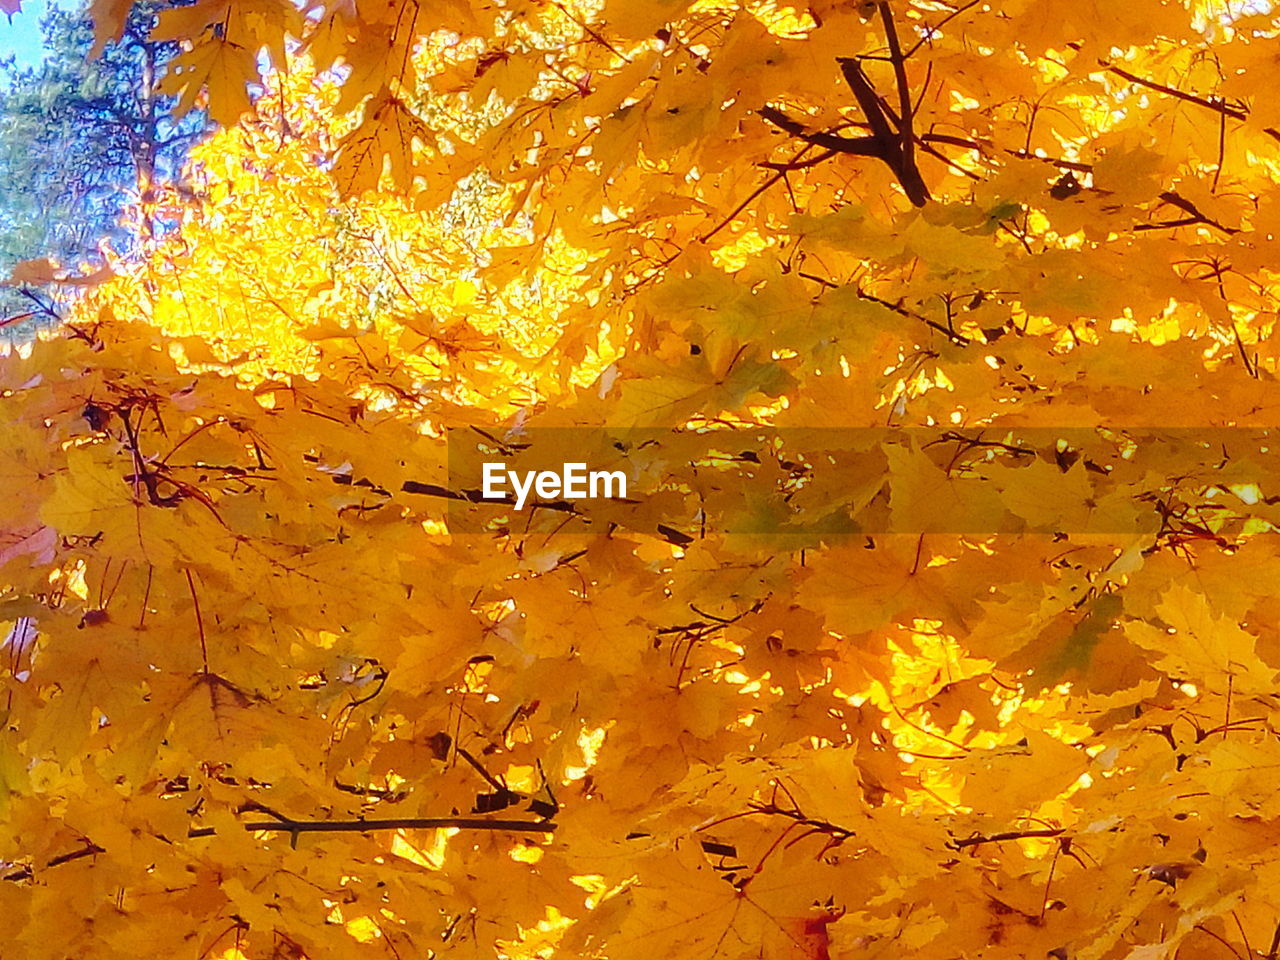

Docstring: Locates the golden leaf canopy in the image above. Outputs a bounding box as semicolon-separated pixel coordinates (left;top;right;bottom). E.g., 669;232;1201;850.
3;1;1280;959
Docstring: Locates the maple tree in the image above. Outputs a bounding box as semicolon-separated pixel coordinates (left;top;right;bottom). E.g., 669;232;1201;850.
6;0;1280;958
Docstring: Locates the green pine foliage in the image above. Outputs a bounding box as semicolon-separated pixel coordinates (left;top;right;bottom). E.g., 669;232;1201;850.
0;1;206;330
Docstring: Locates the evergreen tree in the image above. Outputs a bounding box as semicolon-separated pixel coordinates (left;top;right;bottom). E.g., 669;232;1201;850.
0;1;205;327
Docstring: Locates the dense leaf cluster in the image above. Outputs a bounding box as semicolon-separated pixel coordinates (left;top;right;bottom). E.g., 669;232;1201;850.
3;1;1280;959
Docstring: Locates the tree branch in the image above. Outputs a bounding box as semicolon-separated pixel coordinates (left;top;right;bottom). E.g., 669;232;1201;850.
1068;45;1280;141
837;54;930;205
949;827;1064;850
1102;62;1246;121
1;842;103;882
3;815;555;882
758;106;885;157
188;816;555;838
903;0;985;59
854;285;971;346
878;2;918;186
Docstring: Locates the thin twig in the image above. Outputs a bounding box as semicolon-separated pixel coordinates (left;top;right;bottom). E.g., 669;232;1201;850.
185;568;209;674
951;827;1064;850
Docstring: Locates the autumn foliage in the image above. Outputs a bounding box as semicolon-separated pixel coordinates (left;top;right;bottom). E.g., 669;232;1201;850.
6;0;1280;957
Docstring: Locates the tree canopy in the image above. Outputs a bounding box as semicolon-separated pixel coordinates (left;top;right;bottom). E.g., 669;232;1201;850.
0;0;204;329
3;1;1280;958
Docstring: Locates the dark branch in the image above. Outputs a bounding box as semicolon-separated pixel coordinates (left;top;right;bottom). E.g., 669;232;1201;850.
878;3;919;188
758;106;885;157
188;816;555;838
3;815;555;883
837;55;930;205
2;842;103;882
950;827;1064;850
